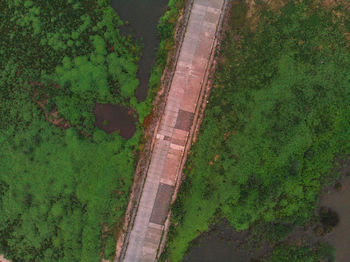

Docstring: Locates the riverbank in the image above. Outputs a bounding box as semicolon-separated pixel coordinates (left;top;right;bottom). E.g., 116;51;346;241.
183;163;350;261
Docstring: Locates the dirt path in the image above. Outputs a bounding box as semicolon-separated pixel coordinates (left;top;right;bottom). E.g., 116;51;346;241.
119;0;227;261
0;255;11;262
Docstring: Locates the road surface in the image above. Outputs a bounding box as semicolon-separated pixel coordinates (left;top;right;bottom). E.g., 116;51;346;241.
122;0;226;261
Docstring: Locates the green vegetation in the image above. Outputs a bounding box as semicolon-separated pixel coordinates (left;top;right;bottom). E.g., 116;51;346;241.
264;242;335;262
165;0;350;260
0;0;186;260
1;0;142;134
0;0;142;261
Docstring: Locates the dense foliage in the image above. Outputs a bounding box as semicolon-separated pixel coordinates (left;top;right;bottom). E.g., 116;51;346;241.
0;0;186;260
1;0;142;133
0;0;142;261
165;0;350;260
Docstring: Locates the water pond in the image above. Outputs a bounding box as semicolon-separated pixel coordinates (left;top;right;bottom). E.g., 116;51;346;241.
182;221;267;262
94;0;169;139
94;103;136;139
111;0;169;101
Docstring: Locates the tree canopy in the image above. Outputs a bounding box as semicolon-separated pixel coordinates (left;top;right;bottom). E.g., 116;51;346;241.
165;1;350;260
0;0;185;260
0;0;142;261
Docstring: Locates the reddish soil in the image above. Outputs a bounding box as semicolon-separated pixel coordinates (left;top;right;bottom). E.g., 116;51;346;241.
36;99;70;129
31;83;70;129
0;254;10;262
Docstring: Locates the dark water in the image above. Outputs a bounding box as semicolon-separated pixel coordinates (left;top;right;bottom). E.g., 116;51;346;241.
94;103;136;139
93;0;168;139
320;164;350;262
183;222;266;262
183;164;350;262
111;0;169;101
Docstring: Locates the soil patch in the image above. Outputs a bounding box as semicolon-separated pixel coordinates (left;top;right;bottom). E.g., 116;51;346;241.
94;103;136;140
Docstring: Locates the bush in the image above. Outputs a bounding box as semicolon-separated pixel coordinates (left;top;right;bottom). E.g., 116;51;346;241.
165;0;350;260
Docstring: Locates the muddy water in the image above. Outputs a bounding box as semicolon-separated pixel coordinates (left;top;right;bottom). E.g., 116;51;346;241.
94;103;136;139
182;222;266;262
111;0;169;101
95;0;168;139
320;166;350;262
184;166;350;262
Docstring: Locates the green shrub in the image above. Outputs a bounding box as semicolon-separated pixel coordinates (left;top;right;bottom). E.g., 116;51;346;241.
165;0;350;260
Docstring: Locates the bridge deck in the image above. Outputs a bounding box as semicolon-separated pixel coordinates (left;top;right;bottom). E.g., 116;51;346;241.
122;0;225;261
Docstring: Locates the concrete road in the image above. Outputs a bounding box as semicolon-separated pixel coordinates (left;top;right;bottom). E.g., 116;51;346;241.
122;0;225;261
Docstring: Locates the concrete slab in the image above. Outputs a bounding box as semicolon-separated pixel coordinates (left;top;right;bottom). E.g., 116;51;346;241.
149;183;175;225
160;156;181;186
175;110;194;132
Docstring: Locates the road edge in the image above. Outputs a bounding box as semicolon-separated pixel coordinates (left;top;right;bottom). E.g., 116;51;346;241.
114;1;194;261
156;0;232;259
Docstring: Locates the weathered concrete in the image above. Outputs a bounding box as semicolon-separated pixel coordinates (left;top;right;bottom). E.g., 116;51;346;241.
122;0;226;261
